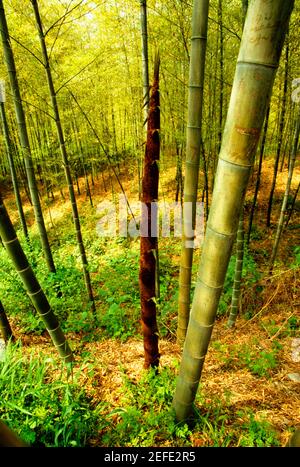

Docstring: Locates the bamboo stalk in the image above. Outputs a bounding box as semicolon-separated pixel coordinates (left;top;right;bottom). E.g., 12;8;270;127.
173;0;294;421
0;193;73;363
177;0;209;345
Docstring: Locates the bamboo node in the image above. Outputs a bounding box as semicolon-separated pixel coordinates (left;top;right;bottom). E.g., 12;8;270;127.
27;287;42;297
3;236;17;245
16;266;31;274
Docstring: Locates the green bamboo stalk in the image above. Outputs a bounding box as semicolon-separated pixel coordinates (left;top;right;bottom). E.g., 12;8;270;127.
246;106;270;245
285;181;299;228
0;299;14;342
241;0;248;26
177;0;209;345
217;0;224;153
0;193;73;363
269;106;300;272
227;213;244;328
287;429;300;447
0;94;28;239
140;0;150;121
267;37;289;227
0;0;55;273
31;0;95;314
226;0;248;329
173;0;294;421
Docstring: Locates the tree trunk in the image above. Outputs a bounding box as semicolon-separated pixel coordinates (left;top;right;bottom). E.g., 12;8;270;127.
139;55;160;369
177;0;209;345
173;0;294;421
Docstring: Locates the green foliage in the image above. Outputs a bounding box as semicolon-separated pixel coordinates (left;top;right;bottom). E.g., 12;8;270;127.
192;393;280;447
261;316;299;339
157;248;180;338
218;248;260;316
238;412;280;447
99;302;137;341
291;246;300;267
213;340;281;377
95;237;180;341
249;224;263;241
0;229;91;334
0;216;181;342
101;365;192;447
0;344;101;446
245;347;278;377
99;362;282;447
287;315;299;332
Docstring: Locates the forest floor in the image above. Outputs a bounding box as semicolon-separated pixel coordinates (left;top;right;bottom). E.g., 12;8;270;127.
1;156;300;447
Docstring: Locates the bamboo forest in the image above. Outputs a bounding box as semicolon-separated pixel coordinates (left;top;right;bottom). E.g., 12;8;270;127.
0;0;299;450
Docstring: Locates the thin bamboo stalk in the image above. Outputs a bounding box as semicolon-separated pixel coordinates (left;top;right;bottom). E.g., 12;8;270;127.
177;0;209;345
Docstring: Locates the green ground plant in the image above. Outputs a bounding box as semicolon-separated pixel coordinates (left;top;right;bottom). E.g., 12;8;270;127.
218;248;261;316
237;411;280;447
101;365;193;447
212;339;281;377
0;344;101;446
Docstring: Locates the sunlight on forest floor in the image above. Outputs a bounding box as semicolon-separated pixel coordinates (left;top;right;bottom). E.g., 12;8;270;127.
2;157;299;447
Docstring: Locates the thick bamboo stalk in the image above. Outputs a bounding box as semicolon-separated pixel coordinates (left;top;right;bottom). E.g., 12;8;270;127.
177;0;209;345
173;0;294;421
0;0;55;273
0;299;14;342
0;194;73;363
286;429;300;447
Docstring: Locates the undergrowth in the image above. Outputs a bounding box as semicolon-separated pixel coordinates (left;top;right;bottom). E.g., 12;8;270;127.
212;339;282;377
0;343;101;446
99;365;281;447
0;189;297;448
